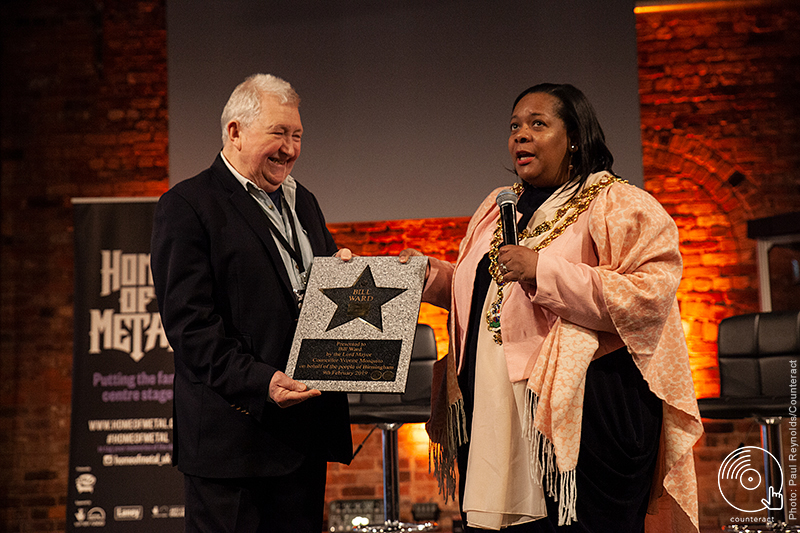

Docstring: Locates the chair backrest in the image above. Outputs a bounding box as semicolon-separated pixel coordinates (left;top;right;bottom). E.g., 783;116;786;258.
717;310;800;398
401;323;437;403
357;323;437;406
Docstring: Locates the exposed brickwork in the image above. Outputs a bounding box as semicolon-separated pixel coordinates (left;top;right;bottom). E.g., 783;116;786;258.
637;2;800;530
2;0;799;532
1;1;168;532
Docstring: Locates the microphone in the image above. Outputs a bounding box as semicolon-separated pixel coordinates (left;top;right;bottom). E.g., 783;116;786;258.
496;189;519;246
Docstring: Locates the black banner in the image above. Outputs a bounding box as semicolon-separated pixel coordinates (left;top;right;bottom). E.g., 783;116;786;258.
67;198;183;531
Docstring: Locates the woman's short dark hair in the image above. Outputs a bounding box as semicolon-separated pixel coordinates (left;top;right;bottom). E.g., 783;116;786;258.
513;83;615;194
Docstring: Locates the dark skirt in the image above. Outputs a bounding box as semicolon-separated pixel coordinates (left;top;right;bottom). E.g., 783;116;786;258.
457;346;663;533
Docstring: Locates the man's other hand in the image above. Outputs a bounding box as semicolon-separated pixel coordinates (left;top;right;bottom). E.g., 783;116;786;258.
269;371;321;408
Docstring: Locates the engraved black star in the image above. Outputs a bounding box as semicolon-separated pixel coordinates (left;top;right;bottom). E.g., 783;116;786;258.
320;265;406;332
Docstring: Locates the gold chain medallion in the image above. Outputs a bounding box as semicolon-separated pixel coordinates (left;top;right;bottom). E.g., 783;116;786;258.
486;175;624;344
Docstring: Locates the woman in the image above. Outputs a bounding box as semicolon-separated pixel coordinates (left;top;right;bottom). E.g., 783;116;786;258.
400;84;702;532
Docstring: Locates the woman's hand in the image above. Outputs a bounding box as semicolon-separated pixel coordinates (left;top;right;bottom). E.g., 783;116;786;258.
334;248;354;261
497;245;539;285
398;248;430;281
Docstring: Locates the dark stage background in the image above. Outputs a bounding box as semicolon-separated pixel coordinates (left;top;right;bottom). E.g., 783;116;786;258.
167;0;643;223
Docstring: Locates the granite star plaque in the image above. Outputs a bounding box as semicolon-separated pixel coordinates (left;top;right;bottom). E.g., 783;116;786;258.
285;255;428;393
320;265;406;332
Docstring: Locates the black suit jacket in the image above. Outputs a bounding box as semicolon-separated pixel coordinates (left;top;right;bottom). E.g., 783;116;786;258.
151;155;352;478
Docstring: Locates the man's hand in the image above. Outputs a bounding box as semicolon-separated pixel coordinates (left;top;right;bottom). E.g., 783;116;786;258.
269;371;321;408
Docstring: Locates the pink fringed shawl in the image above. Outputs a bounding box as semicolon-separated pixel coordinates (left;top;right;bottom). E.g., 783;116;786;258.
427;173;703;532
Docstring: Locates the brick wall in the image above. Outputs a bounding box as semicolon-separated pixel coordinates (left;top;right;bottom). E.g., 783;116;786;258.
0;1;168;531
636;2;800;530
638;0;800;399
2;0;799;532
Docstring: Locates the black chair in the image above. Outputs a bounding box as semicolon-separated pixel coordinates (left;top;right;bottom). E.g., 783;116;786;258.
348;323;438;533
698;310;800;531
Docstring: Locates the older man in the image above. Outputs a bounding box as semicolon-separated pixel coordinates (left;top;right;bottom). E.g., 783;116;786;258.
151;74;352;533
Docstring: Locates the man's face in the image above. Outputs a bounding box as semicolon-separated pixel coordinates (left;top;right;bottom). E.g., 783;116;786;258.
232;94;303;192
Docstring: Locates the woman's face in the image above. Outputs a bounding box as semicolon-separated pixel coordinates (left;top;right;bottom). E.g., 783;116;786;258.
508;92;572;188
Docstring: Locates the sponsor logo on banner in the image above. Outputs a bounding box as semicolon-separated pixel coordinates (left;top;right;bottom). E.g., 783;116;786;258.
75;473;96;494
151;505;185;519
114;505;144;521
73;507;106;528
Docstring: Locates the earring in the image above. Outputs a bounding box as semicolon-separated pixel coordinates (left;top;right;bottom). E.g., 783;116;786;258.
570;145;577;152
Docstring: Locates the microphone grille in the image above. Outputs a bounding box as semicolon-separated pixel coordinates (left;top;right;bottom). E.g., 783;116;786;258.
496;189;518;207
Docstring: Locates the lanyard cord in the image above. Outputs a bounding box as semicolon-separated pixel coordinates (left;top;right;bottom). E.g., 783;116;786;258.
262;196;305;274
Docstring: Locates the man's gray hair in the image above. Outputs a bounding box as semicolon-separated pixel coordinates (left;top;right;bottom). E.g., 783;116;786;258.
220;74;300;146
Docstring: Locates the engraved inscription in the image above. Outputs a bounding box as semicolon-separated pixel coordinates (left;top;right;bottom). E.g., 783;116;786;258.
293;339;402;381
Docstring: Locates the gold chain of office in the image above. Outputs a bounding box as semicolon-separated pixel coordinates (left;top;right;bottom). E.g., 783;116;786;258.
486;175;625;344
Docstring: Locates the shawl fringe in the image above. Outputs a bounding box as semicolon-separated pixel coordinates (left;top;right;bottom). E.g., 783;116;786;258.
424;173;701;530
525;388;578;526
428;397;467;503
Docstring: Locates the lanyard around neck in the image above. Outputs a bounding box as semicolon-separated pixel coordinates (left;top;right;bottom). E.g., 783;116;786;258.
262;195;306;275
